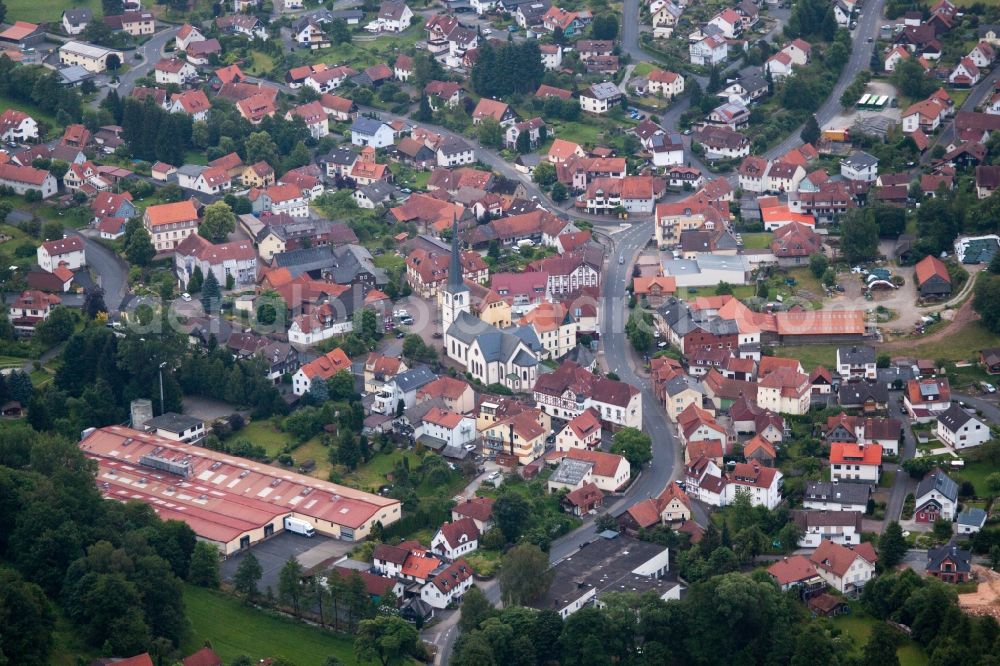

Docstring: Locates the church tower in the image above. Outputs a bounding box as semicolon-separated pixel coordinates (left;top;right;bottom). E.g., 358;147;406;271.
439;215;470;335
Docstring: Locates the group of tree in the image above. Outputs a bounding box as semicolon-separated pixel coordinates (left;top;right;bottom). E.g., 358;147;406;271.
0;56;83;127
784;0;838;40
0;425;222;664
625;309;654;352
176;346;288;418
470;41;545;98
119;97;193;166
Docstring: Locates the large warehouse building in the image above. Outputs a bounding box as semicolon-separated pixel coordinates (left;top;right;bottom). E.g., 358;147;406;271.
80;426;402;554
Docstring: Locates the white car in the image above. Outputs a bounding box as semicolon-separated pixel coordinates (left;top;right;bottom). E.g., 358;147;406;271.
182;292;192;302
482;28;492;35
464;443;477;451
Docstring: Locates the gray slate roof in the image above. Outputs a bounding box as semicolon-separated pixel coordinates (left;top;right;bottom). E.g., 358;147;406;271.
145;412;203;434
351;117;388;136
915;468;959;503
957;507;987;527
936;403;977;432
927;540;971;573
392;365;437;393
804;481;870;505
838;345;875;366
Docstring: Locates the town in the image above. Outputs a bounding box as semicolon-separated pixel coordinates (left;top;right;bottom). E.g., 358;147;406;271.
1;0;1000;663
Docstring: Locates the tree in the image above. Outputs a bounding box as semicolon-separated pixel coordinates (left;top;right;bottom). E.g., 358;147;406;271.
990;545;1000;571
187;541;220;588
611;427;653;468
201;270;221;313
354;616;421;666
550;182;567;202
987;472;1000;493
0;567;55;666
932;517;952;540
233;552;262;599
199;201;237;243
625;310;652;352
515;130;531;154
809;253;828;279
841;208;879;265
0;0;6;24
879;521;907;570
35;308;77;346
414;94;433;122
459;586;496;632
533;161;557;188
125;226;155;266
83;287;107;319
245;131;279;168
863;622;902;666
187;266;204;293
493;492;531;543
499;543;552;606
715;281;733;296
278;557;305;615
478;118;503;149
974;276;1000;334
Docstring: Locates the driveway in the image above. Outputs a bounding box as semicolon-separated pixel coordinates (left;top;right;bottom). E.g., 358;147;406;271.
221;533;354;593
69;230;129;313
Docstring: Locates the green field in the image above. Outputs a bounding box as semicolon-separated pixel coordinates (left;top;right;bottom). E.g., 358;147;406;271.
741;232;773;249
342;449;420;491
182;586;358;666
831;613;927;666
5;0;101;24
240;419;293;456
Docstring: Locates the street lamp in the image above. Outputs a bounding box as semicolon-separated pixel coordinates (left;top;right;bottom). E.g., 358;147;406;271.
159;361;167;414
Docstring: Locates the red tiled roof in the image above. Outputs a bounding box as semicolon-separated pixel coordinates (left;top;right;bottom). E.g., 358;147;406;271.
767;555;818;585
810;540;877;577
829;443;882;466
452;496;494;522
914;255;950;287
300;348;351;380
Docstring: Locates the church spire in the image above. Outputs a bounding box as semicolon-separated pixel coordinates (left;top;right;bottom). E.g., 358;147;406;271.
447;214;467;292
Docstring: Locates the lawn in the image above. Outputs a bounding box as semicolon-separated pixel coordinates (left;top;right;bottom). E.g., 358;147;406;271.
898;322;1000;364
632;62;656;77
741;232;773;249
246;50;275;76
182;585;358;666
772;343;839;371
341;450;420;492
831;612;928;666
950;459;1000;499
550;121;603;146
288;436;333;479
373;253;405;272
5;0;100;24
239;419;293;457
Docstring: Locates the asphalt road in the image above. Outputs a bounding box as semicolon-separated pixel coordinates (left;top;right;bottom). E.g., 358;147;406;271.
926;66;1000;160
89;25;181;109
884;389;916;527
763;0;886;160
69;230;129;312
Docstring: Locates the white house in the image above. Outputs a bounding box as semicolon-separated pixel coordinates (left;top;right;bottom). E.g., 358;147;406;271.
724;462;783;510
62;8;92;35
803;481;870;513
0;109;38;144
956;508;987;535
155;58;198;86
949;57;981;87
792;510;863;547
174;234;256;290
430;518;479;560
554;408;602;452
436;137;476;167
579;82;624;115
836;346;877;380
366;0;413;32
420;559;473;609
0;164;58;199
646;69;685;98
175;24;205;51
417;407;476;450
372;366;438;415
546;449;631;493
59;41;124;74
829;443;881;484
37;236;86;273
936;403;991;449
840;151;878;182
291;348;352;396
809;541;877;595
915;469;959;523
690;34;727;66
351;117;395;148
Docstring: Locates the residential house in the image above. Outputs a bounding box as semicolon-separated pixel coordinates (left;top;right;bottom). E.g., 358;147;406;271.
291;348;352;396
803;480;870;513
904;377;951;421
829;443;882;484
8;290;61;335
437;137;476;168
957;508;987;535
935;403;991;450
546;448;631;493
927;541;973;583
155;58;198;85
286;101;329;139
143;199;200;253
451;497;494;532
690;34;727;66
351;117;395;148
809;541;877;595
836;346;876;380
174;234;256;290
0;109;38;144
841;151;878;182
533;359;642;430
554;407;601;452
175;24;204;51
646;69;685;98
949;57;981;87
170;90;211;121
431;518;479;560
37;237;85;273
472;99;516;126
579;82;623;115
791;510;863;547
62;8;93;35
367;0;414;33
915;468;959;523
417;407;476;451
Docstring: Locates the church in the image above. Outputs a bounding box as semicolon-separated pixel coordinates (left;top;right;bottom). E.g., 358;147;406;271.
441;219;543;392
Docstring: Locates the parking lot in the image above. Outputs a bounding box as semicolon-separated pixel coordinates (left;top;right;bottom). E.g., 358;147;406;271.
221;533;354;592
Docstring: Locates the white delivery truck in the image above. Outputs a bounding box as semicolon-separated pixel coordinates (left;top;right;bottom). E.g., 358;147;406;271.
284;516;316;537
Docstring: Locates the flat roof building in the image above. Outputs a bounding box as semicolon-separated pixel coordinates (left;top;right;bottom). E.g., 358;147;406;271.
80;426;401;553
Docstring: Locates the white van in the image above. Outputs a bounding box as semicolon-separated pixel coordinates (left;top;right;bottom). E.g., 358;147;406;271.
284;516;316;537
